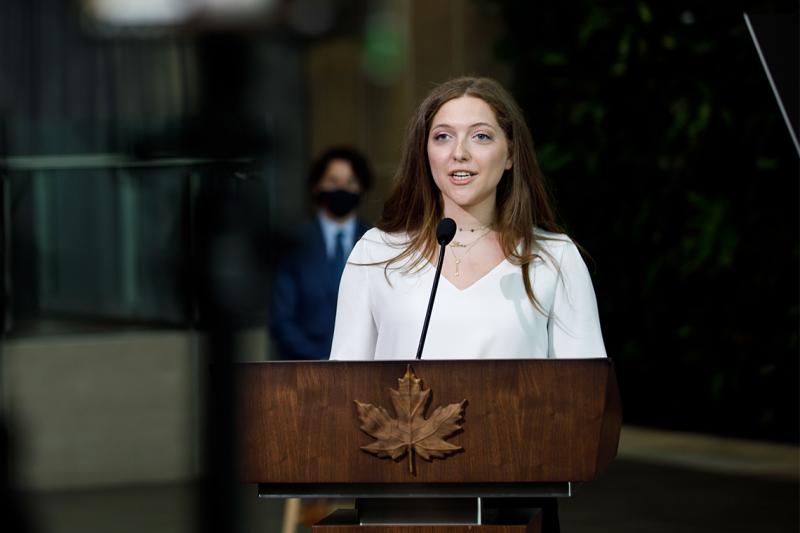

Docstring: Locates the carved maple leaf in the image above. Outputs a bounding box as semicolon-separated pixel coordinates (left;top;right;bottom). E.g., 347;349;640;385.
355;365;466;473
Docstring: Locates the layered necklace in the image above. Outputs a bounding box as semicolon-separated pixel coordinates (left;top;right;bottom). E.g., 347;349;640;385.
449;223;491;248
448;224;492;277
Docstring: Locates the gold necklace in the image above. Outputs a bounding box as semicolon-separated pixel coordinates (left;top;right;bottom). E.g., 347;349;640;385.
458;223;490;233
451;223;493;248
448;228;491;277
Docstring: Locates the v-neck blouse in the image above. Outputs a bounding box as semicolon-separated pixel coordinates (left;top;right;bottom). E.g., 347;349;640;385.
329;228;606;360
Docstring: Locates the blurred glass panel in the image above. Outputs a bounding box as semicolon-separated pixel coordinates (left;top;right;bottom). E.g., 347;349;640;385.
8;160;191;335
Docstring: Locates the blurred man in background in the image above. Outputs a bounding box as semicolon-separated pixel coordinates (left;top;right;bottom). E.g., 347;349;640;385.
269;147;372;360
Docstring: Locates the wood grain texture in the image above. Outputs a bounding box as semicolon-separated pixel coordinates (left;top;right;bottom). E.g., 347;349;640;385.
596;366;623;473
312;509;542;532
239;359;621;484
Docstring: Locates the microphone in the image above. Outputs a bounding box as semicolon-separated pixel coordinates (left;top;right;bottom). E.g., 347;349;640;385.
416;218;457;359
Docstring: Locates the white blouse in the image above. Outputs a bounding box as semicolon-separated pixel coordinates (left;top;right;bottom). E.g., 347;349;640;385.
329;228;606;360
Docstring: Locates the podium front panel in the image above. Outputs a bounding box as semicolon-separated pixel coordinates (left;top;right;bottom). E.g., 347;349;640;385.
238;359;621;484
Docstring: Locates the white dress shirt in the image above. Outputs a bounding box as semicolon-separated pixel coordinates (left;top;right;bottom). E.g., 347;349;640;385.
318;213;358;258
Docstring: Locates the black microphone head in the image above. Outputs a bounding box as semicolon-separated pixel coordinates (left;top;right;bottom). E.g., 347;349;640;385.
436;218;457;245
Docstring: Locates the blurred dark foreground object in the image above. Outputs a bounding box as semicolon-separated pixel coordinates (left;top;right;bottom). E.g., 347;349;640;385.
1;415;35;532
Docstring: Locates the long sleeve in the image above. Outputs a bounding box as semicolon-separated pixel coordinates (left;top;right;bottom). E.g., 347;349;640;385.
329;239;378;360
547;240;607;358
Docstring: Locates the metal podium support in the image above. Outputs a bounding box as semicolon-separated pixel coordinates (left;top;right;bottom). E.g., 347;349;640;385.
259;482;571;528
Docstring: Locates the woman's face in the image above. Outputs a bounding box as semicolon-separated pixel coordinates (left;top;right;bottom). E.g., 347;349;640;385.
426;96;512;216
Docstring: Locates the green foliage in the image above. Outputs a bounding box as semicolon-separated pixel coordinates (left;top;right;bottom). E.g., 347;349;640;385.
494;0;799;442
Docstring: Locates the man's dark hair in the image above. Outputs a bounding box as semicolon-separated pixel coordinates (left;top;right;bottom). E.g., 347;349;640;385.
308;146;373;191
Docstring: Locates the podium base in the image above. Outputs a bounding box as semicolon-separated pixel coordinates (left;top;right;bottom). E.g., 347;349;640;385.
313;508;542;532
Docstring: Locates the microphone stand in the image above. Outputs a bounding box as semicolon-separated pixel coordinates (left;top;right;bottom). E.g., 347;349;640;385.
416;241;447;360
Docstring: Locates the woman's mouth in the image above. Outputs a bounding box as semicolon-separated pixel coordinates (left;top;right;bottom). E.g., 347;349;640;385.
449;171;476;184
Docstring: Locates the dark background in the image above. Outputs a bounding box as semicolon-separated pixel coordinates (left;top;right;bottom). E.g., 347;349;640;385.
498;1;799;442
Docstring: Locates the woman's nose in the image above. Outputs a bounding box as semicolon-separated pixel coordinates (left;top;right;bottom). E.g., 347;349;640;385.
452;139;470;161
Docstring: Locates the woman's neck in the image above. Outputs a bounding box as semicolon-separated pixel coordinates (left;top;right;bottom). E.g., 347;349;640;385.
443;202;496;231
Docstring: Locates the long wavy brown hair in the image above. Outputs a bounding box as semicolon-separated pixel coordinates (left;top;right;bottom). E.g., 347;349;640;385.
377;76;563;306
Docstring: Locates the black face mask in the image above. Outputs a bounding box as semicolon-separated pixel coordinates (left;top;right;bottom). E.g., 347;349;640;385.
316;189;360;217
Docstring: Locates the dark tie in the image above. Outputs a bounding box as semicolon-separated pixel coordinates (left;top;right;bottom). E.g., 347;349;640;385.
333;230;347;281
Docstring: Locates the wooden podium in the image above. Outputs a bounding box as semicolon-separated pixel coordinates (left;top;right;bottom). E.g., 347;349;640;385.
239;359;621;532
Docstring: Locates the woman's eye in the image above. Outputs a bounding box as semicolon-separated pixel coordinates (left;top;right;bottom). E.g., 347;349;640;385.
474;132;492;141
432;132;451;141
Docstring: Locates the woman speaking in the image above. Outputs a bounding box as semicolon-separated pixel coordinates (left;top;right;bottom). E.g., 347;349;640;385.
330;77;605;360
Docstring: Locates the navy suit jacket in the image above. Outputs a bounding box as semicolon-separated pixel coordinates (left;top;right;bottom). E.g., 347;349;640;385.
269;218;370;360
